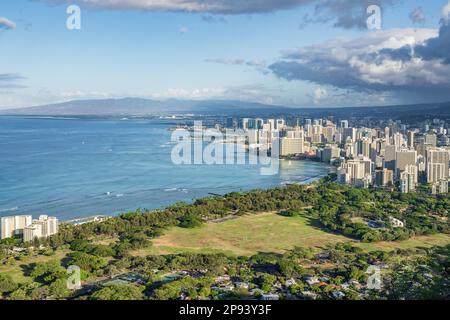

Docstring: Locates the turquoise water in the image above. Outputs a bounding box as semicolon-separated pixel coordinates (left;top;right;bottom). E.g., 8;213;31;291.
0;116;332;220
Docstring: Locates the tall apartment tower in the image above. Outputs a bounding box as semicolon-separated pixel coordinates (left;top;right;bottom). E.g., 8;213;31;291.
23;224;43;243
394;133;405;150
23;215;59;242
407;131;415;149
425;134;437;147
0;215;32;239
426;148;449;183
395;149;417;176
384;145;397;171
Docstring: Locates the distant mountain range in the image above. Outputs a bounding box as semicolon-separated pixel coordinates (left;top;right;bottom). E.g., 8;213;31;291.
0;98;293;117
0;98;449;120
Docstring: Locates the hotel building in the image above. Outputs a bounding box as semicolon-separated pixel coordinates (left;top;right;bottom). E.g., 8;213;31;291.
0;215;32;240
0;214;58;242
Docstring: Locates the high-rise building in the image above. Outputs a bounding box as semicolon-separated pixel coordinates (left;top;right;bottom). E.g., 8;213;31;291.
23;215;59;242
1;215;58;241
35;215;59;237
267;119;276;131
343;128;356;143
370;140;380;163
23;224;42;243
322;145;340;163
280;137;304;156
407;131;415;149
248;119;257;130
241;118;249;130
431;180;449;195
357;138;371;158
0;215;32;240
255;118;264;130
338;157;372;187
425;134;437;147
384;127;390;141
394;133;404;150
395;149;417;176
416;141;433;157
400;172;413;193
400;165;418;193
404;164;418;185
276;119;286;130
323;125;336;143
286;128;303;139
427;163;447;183
384;145;397;171
375;169;394;187
426;148;449;183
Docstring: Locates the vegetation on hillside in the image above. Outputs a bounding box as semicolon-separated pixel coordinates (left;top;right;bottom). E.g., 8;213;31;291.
0;175;448;300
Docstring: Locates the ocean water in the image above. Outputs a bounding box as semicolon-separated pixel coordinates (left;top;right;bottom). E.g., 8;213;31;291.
0;116;332;220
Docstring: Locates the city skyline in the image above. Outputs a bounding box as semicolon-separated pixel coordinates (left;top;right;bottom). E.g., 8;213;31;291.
1;0;450;109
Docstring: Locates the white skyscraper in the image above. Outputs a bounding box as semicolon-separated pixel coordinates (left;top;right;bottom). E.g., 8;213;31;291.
23;215;59;242
1;215;32;240
24;224;42;243
427;148;449;183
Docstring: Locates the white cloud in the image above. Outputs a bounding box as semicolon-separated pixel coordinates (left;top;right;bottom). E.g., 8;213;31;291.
442;0;450;18
0;17;16;30
269;26;450;102
205;58;267;68
149;84;280;104
313;87;327;104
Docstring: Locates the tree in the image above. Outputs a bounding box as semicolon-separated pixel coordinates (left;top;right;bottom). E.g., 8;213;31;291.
30;260;66;284
90;285;144;300
179;214;202;228
7;288;30;300
289;283;305;295
90;245;115;257
69;252;107;273
258;273;277;293
0;273;17;295
278;259;305;278
49;278;71;299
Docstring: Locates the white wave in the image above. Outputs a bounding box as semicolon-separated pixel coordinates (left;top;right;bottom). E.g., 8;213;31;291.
164;188;189;193
0;207;18;213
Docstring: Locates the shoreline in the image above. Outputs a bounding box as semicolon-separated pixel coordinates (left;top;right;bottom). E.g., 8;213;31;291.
0;117;333;222
0;160;333;222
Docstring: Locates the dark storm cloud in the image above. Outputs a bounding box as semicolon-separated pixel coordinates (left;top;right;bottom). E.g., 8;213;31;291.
41;0;397;30
40;0;315;14
269;25;450;102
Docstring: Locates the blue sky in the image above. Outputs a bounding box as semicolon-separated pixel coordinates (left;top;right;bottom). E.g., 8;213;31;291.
1;0;450;109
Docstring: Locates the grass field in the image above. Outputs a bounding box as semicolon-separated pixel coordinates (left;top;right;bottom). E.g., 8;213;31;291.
3;213;449;284
0;249;70;283
140;212;450;256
